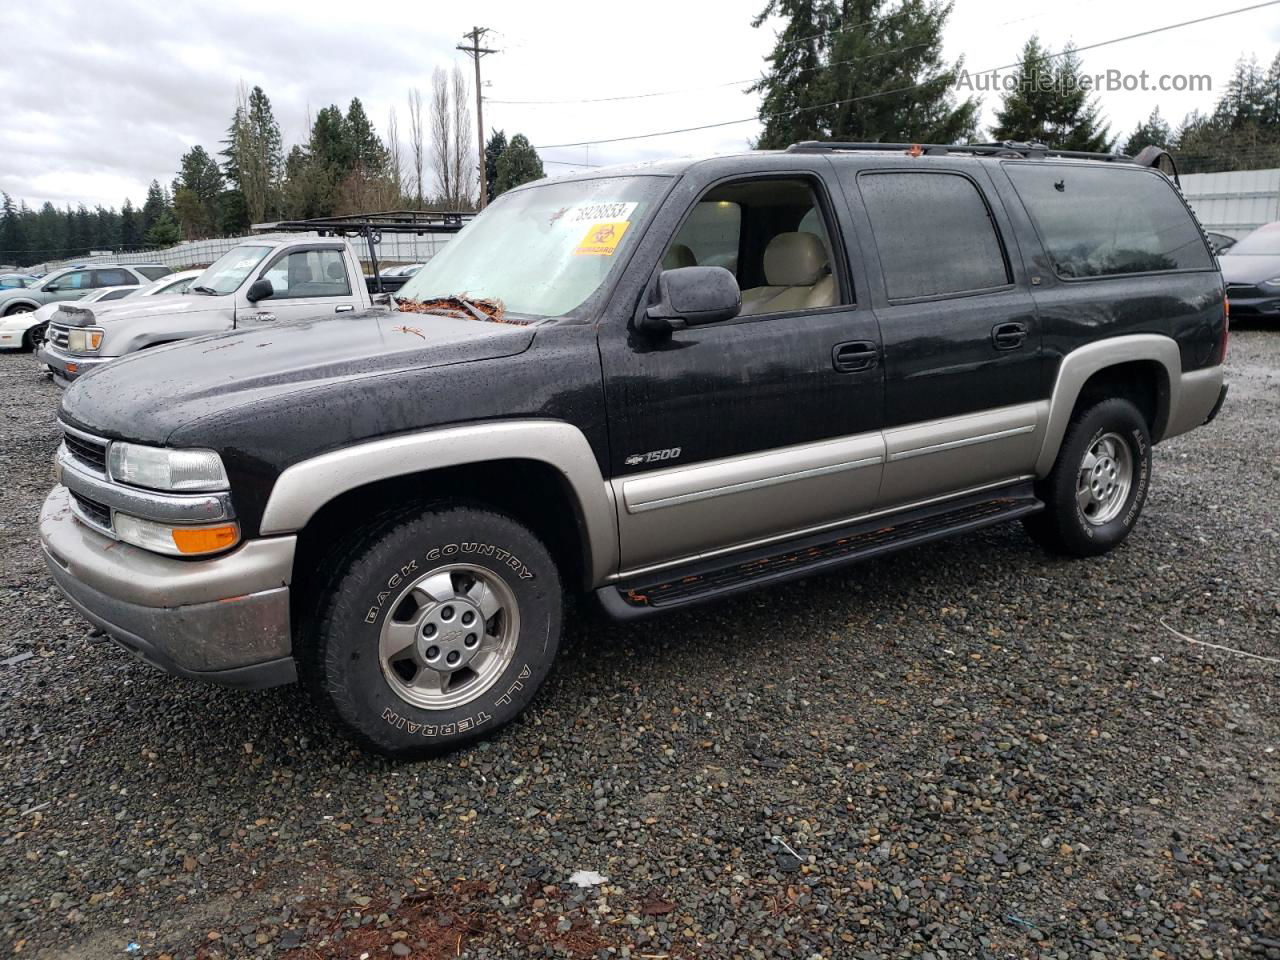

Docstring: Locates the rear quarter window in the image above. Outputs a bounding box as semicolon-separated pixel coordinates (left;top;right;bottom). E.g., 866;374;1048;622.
135;266;173;281
1004;164;1213;278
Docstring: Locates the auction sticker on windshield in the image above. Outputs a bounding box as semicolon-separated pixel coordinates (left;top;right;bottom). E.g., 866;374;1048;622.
575;221;630;256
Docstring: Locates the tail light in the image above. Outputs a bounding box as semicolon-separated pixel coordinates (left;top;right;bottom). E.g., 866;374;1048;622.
1218;292;1230;364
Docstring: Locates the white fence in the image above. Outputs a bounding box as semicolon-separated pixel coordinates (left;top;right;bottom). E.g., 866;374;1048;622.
1181;167;1280;240
31;231;452;274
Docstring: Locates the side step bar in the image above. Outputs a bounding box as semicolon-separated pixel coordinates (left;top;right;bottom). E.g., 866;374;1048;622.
597;483;1043;620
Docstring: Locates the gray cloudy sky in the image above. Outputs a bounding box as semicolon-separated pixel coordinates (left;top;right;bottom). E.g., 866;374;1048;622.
3;0;1278;210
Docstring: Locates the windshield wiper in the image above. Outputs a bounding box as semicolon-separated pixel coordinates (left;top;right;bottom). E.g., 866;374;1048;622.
191;285;219;296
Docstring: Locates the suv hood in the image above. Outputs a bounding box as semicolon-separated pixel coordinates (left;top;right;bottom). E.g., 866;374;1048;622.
1219;253;1280;286
60;307;537;442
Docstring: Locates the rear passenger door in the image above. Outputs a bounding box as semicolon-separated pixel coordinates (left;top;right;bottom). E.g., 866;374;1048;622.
840;165;1045;508
243;247;356;325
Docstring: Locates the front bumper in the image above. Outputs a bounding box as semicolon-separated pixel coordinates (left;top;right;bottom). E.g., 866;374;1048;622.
36;342;111;386
40;485;298;688
1225;294;1280;317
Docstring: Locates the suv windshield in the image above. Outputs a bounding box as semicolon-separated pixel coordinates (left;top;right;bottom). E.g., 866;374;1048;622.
1227;225;1280;256
396;175;665;318
191;245;273;295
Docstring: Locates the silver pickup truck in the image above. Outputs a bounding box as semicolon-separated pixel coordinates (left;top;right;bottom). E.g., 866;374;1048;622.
38;237;373;386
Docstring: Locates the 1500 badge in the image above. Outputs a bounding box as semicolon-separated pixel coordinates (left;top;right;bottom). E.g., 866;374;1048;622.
625;447;681;467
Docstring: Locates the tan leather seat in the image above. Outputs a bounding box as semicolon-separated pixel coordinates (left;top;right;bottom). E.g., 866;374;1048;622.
662;243;697;270
739;232;836;315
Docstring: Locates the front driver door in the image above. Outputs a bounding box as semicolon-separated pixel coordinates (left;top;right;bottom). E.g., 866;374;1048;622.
42;269;94;306
599;162;885;573
242;246;356;326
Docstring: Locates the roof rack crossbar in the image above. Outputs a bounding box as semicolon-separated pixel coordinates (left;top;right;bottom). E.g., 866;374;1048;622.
786;140;1134;164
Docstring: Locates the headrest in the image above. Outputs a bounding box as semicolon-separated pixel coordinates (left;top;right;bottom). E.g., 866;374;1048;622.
662;243;697;270
763;232;827;286
326;260;345;280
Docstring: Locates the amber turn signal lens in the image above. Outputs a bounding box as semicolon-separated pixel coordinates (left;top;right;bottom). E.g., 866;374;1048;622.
171;524;240;555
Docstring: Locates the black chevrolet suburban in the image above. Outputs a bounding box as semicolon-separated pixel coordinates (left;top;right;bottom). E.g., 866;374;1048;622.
41;141;1228;757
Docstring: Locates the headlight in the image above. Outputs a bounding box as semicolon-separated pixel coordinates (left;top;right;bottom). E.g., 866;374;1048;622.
108;442;229;492
67;328;104;352
114;513;240;556
1264;277;1280;287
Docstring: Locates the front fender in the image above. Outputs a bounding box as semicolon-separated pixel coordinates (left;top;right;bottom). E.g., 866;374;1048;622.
258;420;619;586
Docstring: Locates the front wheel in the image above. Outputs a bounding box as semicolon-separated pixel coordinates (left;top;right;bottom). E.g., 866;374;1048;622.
301;503;563;757
1024;398;1152;557
23;322;46;351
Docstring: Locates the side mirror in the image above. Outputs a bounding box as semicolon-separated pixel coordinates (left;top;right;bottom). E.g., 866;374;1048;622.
245;278;274;303
640;265;740;336
45;283;60;293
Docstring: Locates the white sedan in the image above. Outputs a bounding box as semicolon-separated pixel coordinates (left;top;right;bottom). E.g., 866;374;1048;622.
0;270;200;351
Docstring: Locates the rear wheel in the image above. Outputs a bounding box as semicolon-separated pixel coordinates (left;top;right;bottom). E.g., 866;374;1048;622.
300;503;562;757
1024;398;1152;557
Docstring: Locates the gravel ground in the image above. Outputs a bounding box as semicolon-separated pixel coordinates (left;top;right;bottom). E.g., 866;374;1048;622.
0;333;1276;960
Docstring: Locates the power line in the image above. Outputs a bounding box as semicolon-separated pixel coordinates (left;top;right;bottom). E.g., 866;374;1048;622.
486;0;1105;108
532;0;1280;151
486;42;933;106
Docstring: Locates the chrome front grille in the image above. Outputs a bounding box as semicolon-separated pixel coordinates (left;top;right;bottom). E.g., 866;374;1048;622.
62;426;108;474
48;324;70;349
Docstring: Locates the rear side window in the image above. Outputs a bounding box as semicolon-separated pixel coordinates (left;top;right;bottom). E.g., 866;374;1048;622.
92;268;135;287
1004;164;1212;278
135;266;173;281
858;171;1010;301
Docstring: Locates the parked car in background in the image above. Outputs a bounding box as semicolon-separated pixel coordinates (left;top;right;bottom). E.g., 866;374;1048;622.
0;263;170;321
1;270;201;351
1206;231;1238;256
41;141;1227;756
1219;221;1280;319
0;273;38;289
37;240;371;385
364;262;424;294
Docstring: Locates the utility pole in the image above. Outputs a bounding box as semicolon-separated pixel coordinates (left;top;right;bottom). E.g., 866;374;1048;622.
457;26;498;209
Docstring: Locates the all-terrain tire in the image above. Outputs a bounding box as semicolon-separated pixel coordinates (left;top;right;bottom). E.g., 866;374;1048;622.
300;503;562;758
1024;398;1152;557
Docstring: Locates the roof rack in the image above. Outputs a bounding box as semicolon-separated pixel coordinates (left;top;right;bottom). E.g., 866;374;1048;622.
251;209;476;292
786;140;1135;164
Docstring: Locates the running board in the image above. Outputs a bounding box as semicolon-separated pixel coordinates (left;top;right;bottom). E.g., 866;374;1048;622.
597;483;1043;620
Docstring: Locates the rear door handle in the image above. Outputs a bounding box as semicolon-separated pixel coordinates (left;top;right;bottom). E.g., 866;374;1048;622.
832;340;879;372
991;321;1029;351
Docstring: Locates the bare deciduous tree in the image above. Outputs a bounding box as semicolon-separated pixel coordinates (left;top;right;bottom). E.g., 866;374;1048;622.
450;64;474;209
386;106;403;202
429;68;453;206
407;87;426;209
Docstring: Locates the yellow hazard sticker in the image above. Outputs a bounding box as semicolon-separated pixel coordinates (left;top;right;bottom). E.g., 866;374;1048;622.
574;221;630;256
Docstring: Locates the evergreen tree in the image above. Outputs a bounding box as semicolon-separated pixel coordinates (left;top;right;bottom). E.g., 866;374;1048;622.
216;190;250;235
1;194;26;266
493;134;544;196
347;98;388;176
120;199;141;250
752;0;977;148
32;203;65;262
1122;108;1173;156
825;0;978;144
311;105;354;173
223;85;284;222
141;180;168;236
144;209;181;248
751;0;834;148
172;145;224;239
484;129;507;204
991;37;1111;150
